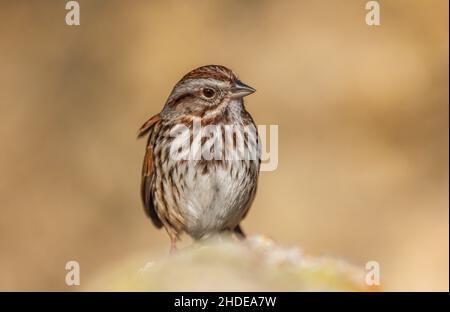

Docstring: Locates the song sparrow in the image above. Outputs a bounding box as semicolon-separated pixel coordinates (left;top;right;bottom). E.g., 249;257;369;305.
138;65;260;251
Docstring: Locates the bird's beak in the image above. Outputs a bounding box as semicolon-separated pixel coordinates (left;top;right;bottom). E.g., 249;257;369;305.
230;80;256;99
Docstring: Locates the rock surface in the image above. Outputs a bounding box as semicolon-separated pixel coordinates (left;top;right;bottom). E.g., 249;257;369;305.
86;235;375;291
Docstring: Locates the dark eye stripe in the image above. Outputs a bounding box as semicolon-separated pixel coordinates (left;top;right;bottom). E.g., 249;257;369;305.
170;93;195;107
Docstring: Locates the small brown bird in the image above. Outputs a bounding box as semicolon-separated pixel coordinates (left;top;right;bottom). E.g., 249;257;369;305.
138;65;260;251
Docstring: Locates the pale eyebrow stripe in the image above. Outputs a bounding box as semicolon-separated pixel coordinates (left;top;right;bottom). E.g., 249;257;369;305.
181;78;229;89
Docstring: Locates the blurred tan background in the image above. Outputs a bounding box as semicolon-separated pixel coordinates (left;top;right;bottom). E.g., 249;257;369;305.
0;0;448;291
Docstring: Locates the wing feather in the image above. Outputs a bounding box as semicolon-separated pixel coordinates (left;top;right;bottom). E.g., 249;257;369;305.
139;114;163;228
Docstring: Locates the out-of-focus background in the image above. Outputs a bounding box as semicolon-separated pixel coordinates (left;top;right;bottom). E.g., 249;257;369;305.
0;0;448;291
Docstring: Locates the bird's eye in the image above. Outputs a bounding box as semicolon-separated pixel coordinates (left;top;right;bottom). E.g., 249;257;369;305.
202;88;215;98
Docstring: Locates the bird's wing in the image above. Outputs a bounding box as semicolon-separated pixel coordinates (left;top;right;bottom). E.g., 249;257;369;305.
138;113;161;138
139;114;163;228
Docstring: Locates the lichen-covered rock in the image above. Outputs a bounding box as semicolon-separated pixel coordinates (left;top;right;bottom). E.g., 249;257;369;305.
86;235;375;291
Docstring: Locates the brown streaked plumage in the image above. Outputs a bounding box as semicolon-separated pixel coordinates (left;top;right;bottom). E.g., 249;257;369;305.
138;65;260;251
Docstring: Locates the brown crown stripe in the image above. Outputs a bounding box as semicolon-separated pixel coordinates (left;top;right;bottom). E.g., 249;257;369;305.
179;65;237;83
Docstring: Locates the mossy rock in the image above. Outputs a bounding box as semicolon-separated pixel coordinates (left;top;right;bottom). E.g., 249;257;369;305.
86;235;375;291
